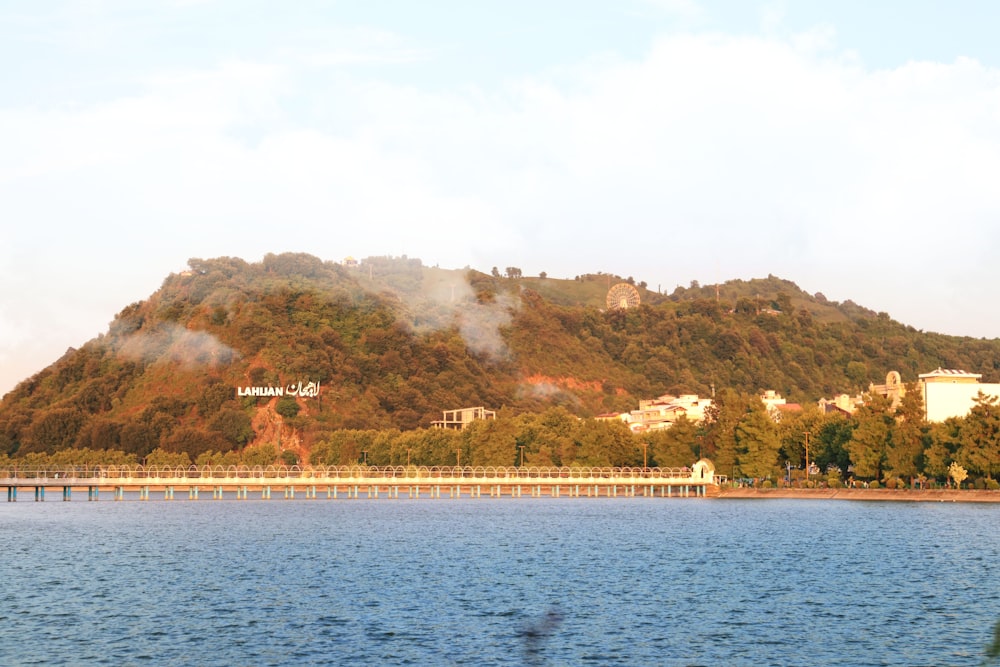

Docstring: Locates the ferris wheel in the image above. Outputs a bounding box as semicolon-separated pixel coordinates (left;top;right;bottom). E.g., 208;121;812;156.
606;283;641;310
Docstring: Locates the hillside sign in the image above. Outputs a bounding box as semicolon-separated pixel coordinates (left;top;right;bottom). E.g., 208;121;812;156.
237;381;321;398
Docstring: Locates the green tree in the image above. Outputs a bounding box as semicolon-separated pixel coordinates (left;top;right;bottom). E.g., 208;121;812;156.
144;448;192;467
846;394;893;480
734;402;781;480
704;389;757;479
884;384;926;481
241;443;278;468
209;407;254;447
926;418;962;482
22;408;86;454
647;416;699;468
958;391;1000;479
274;396;301;418
464;417;518;467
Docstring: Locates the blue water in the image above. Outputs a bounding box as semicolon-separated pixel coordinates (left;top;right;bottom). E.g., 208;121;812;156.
1;497;998;666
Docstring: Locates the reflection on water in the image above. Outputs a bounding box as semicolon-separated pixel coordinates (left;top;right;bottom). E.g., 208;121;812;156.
0;498;998;666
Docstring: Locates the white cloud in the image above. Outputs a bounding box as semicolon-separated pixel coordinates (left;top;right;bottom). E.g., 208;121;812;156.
4;27;1000;394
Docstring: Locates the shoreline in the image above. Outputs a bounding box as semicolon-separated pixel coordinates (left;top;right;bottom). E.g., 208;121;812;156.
717;487;1000;503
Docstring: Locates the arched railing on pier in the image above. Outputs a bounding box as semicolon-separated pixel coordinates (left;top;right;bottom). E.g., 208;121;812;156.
0;463;701;483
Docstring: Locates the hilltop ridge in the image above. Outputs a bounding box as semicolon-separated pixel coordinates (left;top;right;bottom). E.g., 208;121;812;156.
2;252;999;461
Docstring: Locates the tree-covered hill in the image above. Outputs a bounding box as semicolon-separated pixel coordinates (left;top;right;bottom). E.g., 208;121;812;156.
2;252;1000;463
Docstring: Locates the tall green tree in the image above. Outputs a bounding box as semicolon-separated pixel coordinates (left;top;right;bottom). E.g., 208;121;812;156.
733;402;781;480
883;384;926;481
704;389;757;479
957;391;1000;479
846;393;893;480
647;415;700;468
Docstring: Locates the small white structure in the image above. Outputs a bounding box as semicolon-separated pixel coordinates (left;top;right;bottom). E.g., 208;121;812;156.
691;459;715;483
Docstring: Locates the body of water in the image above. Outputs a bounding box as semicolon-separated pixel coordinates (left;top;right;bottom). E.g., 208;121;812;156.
1;497;997;666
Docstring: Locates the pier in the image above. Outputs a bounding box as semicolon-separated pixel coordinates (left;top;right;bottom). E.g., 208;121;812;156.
1;462;719;502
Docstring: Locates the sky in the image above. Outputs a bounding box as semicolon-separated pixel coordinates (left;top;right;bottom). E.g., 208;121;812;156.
3;0;1000;397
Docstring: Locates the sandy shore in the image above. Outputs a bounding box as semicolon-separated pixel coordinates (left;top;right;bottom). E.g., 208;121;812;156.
718;487;1000;502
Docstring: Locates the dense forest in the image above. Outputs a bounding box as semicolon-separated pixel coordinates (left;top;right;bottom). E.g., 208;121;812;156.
3;253;1000;487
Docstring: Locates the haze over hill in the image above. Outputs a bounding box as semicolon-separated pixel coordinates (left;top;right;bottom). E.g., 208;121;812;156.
3;253;1000;465
6;3;1000;407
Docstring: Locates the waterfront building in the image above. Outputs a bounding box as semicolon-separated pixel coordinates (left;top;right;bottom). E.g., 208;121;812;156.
919;368;1000;422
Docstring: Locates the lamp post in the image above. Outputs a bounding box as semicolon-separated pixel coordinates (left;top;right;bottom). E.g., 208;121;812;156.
641;443;648;471
407;448;412;466
518;445;525;468
362;450;368;466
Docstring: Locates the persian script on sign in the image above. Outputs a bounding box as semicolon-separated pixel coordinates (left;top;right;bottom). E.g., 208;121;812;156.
236;381;321;398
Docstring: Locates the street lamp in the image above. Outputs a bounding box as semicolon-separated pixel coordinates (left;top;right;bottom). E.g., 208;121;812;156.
641;443;648;471
518;445;525;468
362;450;368;466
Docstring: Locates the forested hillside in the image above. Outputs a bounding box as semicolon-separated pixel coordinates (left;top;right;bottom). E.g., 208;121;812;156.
2;252;1000;484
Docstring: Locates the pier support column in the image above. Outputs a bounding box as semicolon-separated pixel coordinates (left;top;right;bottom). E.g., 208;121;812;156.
35;486;44;502
63;486;71;501
7;487;14;502
190;487;199;500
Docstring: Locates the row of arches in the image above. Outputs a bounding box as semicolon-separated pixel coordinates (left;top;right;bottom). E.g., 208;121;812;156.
1;464;701;481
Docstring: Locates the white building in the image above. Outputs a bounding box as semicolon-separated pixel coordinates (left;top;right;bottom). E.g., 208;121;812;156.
607;393;714;433
920;368;1000;423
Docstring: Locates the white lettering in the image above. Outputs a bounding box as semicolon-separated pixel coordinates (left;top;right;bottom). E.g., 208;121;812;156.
236;380;320;398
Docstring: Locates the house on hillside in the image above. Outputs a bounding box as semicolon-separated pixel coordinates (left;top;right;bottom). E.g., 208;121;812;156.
818;394;862;416
602;393;714;433
761;390;801;421
431;406;496;430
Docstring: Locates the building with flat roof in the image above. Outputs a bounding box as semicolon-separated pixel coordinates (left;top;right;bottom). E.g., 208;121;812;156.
431;406;496;430
601;394;714;433
919;368;1000;422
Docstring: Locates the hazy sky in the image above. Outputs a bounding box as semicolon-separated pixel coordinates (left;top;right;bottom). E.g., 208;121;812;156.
3;1;1000;397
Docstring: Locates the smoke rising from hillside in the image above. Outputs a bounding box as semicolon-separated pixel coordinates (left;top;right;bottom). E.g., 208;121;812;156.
114;323;239;369
457;296;516;362
381;270;517;363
